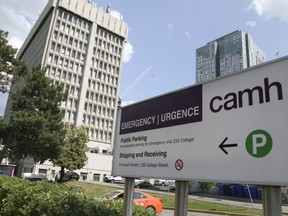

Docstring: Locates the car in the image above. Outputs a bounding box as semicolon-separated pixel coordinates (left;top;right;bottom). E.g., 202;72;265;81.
135;181;154;189
154;179;174;186
22;173;48;181
100;189;163;213
63;171;80;181
169;182;176;192
134;178;144;184
104;175;124;183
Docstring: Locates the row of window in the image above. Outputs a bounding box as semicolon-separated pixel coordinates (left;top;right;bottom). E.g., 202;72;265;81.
53;30;87;52
91;57;120;73
64;97;78;110
50;79;80;100
63;110;76;123
51;41;86;63
47;54;84;74
84;102;115;118
89;72;118;87
86;82;117;97
96;26;122;46
94;38;122;56
87;147;112;155
85;93;116;108
83;115;113;131
46;66;82;85
58;9;90;32
56;19;89;41
93;47;121;65
85;127;112;142
197;74;214;83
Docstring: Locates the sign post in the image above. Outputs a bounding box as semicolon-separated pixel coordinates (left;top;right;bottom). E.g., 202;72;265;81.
123;178;135;216
263;186;282;216
174;181;189;216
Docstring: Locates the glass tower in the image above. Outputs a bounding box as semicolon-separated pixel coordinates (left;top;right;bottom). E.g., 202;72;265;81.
196;30;265;83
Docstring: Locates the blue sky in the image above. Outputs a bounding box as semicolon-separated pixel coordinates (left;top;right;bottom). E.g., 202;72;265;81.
1;0;288;115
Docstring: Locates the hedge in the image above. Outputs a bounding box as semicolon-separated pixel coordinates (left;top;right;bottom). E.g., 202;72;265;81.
0;176;156;216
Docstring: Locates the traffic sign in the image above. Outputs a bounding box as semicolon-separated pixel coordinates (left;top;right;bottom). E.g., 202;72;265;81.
112;57;288;186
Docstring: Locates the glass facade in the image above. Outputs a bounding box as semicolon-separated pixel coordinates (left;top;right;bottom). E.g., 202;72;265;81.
196;30;265;83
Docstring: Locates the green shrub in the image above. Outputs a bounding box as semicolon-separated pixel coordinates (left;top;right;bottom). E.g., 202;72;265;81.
0;176;156;216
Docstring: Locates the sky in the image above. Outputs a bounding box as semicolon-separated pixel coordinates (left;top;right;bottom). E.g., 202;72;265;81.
1;0;288;115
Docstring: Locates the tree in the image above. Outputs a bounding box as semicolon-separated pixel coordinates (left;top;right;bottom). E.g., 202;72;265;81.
8;65;68;163
0;30;27;93
0;117;10;160
0;29;28;162
52;124;88;182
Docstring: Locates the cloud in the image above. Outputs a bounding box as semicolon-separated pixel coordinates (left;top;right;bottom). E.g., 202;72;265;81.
123;42;134;63
184;31;192;42
248;0;288;22
168;24;174;34
246;20;257;27
0;0;47;49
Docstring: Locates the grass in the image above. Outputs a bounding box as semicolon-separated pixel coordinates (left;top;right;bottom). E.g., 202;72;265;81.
66;181;265;216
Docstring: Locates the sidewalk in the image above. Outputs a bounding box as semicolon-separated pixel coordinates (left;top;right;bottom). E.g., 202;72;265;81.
188;193;288;214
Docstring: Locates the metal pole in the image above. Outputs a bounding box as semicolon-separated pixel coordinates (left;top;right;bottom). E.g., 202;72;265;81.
263;185;282;216
246;184;254;209
174;181;189;216
123;178;135;216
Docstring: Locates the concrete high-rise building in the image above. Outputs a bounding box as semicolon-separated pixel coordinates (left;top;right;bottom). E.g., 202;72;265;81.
195;30;265;83
4;0;128;181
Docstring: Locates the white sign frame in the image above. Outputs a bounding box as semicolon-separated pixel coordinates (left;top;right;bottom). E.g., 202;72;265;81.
112;57;288;186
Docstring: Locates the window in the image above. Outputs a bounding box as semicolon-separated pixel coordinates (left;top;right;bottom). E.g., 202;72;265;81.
59;58;63;66
60;23;65;31
63;35;68;44
65;25;70;33
53;56;58;65
51;42;55;50
93;174;100;181
62;71;67;79
72;50;76;58
90;147;99;154
56;20;60;29
64;59;68;68
80;173;88;181
69;61;74;70
56;70;61;78
51;68;56;76
56;44;60;53
58;33;63;42
48;55;52;63
66;111;71;121
53;31;58;40
61;47;65;54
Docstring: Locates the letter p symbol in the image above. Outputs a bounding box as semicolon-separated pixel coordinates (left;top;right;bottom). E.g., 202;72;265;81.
246;130;273;158
252;134;266;155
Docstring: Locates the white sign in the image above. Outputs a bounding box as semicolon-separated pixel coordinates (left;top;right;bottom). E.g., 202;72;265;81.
112;57;288;186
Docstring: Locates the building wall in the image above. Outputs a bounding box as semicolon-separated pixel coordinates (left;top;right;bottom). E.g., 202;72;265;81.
5;0;128;182
195;30;265;84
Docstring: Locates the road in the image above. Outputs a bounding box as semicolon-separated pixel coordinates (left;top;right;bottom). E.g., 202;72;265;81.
160;209;224;216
